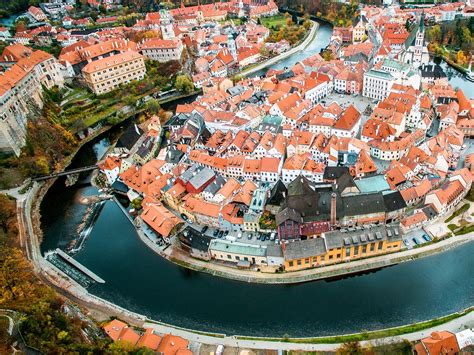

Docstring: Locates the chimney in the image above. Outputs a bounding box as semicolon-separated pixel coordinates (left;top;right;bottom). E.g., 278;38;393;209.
330;192;337;226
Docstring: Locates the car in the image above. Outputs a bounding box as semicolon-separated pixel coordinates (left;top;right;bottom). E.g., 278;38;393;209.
201;226;208;234
412;237;420;245
265;235;270;241
218;230;224;238
403;239;410;247
256;234;261;241
237;232;242;239
213;230;219;237
223;230;229;236
181;213;188;221
247;233;252;240
422;234;431;242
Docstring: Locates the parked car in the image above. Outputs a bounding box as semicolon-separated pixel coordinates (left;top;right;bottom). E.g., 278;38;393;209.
237;232;242;239
201;226;208;234
247;233;252;240
213;230;219;237
412;237;420;245
218;230;224;238
422;234;431;242
224;230;229;236
403;239;410;247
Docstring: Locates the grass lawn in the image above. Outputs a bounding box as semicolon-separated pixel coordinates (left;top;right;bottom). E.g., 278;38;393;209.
445;203;470;223
236;307;473;344
232;18;242;26
261;14;287;30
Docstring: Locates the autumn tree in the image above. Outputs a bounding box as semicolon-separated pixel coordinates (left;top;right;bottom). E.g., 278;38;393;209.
145;98;161;114
175;74;194;93
336;341;365;355
456;50;468;66
0;195;16;234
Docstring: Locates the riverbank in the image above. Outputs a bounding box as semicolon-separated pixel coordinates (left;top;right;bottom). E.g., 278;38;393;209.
240;20;319;77
18;184;474;351
430;51;468;75
132;213;473;284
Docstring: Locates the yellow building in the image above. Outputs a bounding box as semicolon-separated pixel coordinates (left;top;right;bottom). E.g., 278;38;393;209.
82;51;146;95
284;223;402;272
352;20;366;42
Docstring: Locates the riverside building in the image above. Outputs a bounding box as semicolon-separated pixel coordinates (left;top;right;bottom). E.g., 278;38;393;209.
82;51;146;95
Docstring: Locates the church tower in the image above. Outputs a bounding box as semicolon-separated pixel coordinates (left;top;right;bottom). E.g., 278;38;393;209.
160;8;175;40
413;12;425;63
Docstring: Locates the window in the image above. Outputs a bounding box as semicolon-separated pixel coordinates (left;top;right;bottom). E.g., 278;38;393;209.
378;242;383;251
289;261;294;267
370;243;375;252
297;260;302;266
354;246;359;256
362;245;367;254
227;254;231;259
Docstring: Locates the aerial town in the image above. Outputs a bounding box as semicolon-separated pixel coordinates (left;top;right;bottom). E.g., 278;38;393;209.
0;0;474;353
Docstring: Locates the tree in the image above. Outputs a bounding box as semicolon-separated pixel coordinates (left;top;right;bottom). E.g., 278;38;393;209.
322;49;334;61
259;45;270;57
0;195;16;234
336;341;364;355
456;50;468;66
461;27;472;50
130;198;143;210
174;74;194;94
145;98;161;114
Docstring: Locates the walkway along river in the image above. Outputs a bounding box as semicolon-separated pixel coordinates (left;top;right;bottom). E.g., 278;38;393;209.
40;20;474;338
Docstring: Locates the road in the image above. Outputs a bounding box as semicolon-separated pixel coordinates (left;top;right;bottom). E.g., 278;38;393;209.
0;310;17;336
143;309;474;352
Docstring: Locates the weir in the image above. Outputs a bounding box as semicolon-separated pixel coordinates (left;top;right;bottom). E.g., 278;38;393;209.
55;249;105;283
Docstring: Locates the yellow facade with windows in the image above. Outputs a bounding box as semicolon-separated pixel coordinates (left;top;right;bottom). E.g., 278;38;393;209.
284;224;403;272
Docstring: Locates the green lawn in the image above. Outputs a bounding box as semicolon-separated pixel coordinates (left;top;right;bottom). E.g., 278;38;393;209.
445;203;470;223
236;307;473;344
261;14;287;30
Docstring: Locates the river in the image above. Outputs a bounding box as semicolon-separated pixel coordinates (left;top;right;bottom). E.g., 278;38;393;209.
40;20;474;338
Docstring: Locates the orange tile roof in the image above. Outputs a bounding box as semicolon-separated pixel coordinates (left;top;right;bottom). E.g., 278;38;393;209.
118;328;140;346
140;38;181;49
82;50;143;74
103;319;127;341
141;202;183;237
401;211;427;228
216;178;241;199
137;328;162;350
157;334;190;355
232;180;257;206
334;105;361;131
415;331;460;355
183;196;221;218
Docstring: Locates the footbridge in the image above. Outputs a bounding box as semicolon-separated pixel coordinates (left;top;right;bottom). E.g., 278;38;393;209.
33;165;98;181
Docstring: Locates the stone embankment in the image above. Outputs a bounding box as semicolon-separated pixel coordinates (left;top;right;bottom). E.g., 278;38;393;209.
139;226;472;284
17;182;474;352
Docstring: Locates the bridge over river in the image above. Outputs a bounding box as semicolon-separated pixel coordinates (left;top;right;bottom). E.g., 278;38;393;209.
33;165;98;181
